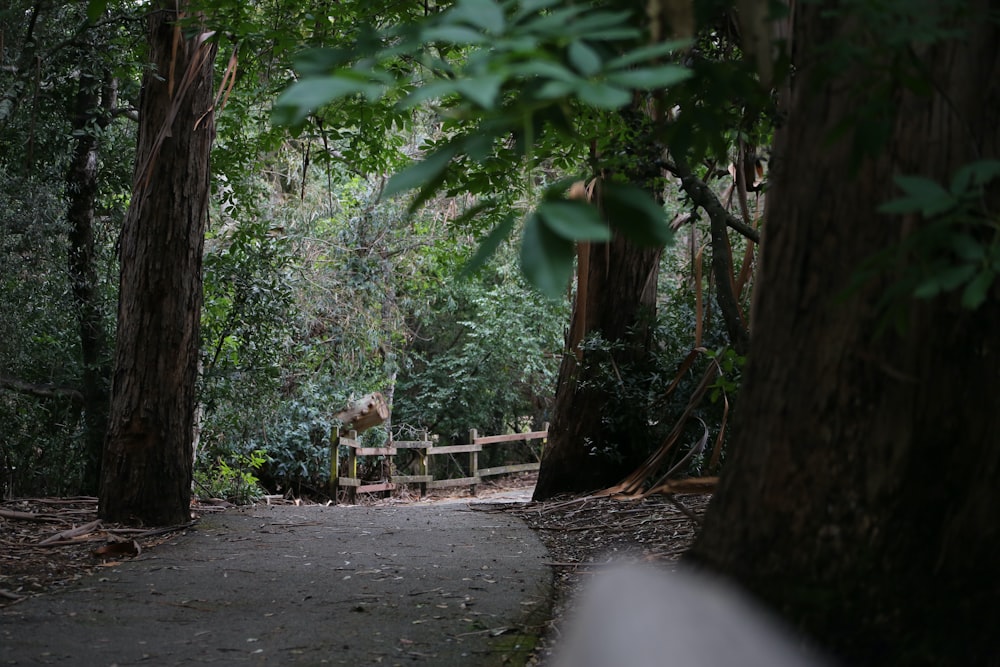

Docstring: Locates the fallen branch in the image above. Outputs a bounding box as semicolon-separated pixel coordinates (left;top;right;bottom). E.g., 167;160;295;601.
0;508;66;522
2;496;97;505
38;519;103;545
101;520;196;538
600;360;720;497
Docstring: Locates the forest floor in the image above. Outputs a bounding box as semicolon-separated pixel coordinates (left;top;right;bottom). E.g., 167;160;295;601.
0;475;708;664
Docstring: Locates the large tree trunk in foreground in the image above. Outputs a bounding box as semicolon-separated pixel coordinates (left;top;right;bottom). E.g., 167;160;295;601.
691;3;1000;665
99;3;216;525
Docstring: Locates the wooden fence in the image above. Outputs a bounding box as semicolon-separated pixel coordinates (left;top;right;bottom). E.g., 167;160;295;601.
330;426;548;503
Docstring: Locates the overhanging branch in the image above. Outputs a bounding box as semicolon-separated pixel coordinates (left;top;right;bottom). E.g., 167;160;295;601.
0;375;84;405
672;156;752;354
661;159;761;244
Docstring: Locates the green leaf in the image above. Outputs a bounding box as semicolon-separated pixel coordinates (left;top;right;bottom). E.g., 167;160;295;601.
508;60;577;81
937;263;978;290
890;175;956;216
520;6;589;35
893;174;944;198
533;79;578;100
950;160;1000;195
293;47;351;76
912;279;942;299
961;269;994;309
421;25;489;45
538;201;611;241
449;198;499;229
563;11;634;37
407;169;452;215
576;81;631;109
464;132;495;161
540;176;585;199
568;41;602;76
384;144;459;198
461;213;517;277
449;0;506;34
86;0;107;23
399;79;463;108
605;40;693;69
608;65;691;89
456;74;505;109
272;77;378;125
520;212;576;299
602;183;672;246
879;191;955;217
511;0;562;23
951;233;984;262
492;34;540;53
914;263;976;299
574;27;640;41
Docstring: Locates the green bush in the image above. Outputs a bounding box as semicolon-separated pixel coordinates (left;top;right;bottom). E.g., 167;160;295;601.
194;449;268;505
394;255;567;443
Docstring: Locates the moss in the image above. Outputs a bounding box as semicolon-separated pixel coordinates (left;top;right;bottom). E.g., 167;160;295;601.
481;578;553;666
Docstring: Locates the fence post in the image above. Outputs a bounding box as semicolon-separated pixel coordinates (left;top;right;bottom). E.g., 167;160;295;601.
469;428;479;496
329;429;340;498
347;429;358;504
419;429;429;497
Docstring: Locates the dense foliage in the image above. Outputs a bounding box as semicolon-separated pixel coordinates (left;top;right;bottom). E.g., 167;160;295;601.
2;0;759;501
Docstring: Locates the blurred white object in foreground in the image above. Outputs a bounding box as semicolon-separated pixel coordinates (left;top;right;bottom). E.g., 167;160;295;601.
551;564;833;667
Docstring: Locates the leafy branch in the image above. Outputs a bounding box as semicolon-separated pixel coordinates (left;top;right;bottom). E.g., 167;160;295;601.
272;0;692;297
877;159;1000;309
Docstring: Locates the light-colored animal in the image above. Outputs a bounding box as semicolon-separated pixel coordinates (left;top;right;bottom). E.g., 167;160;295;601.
552;564;833;667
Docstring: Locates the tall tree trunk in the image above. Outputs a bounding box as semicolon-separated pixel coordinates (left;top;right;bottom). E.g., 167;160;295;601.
532;229;661;501
66;66;115;495
99;3;216;525
533;104;667;501
690;3;1000;665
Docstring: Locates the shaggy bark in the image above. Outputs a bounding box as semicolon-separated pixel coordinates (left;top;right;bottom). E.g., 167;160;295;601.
690;3;1000;664
533;170;663;500
99;2;216;525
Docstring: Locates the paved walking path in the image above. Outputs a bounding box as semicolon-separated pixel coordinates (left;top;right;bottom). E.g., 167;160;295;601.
0;501;550;666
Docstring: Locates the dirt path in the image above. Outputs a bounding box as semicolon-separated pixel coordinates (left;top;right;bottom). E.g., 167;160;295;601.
0;502;550;666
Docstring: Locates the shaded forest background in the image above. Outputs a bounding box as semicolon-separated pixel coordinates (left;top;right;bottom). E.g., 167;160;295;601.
1;0;748;502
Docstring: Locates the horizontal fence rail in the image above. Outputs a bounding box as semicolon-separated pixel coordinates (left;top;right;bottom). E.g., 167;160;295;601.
330;425;548;503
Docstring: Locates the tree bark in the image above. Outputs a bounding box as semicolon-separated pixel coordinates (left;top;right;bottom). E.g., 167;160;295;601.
66;62;116;495
533;178;663;500
673;154;751;355
690;3;1000;664
99;2;216;525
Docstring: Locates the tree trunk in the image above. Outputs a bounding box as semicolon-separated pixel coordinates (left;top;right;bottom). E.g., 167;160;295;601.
533;103;667;501
99;3;216;525
690;3;1000;664
66;64;115;495
533;217;662;500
